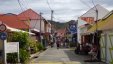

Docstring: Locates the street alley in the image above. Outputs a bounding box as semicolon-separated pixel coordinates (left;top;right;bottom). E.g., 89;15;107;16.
30;47;106;64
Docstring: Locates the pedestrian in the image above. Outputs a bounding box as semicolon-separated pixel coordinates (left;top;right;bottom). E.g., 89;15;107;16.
62;37;65;47
50;38;54;48
56;37;60;49
65;38;69;48
50;35;54;48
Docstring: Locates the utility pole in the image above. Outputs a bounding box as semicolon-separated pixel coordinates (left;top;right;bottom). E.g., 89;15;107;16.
95;9;101;61
95;9;98;32
51;10;54;34
92;0;98;32
40;12;42;44
50;10;54;47
94;5;101;61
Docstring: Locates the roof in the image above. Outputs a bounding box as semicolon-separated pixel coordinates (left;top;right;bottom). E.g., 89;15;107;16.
78;4;109;25
47;22;51;28
87;10;113;33
30;29;40;32
86;20;105;33
0;14;3;15
101;14;113;30
6;25;34;35
0;14;29;29
80;4;109;21
18;9;41;20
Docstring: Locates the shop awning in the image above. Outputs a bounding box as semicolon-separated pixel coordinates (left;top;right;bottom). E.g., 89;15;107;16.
30;29;40;32
86;20;106;33
7;25;35;35
87;11;113;33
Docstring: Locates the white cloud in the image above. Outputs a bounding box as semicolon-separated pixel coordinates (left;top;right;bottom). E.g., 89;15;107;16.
0;0;112;22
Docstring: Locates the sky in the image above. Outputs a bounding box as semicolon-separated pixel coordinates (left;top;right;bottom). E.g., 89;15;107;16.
0;0;113;22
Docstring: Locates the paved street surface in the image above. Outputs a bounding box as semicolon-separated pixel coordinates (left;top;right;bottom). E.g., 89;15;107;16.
30;47;106;64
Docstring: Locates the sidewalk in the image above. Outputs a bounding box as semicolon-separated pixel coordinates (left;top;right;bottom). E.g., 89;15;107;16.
30;50;43;60
30;47;106;64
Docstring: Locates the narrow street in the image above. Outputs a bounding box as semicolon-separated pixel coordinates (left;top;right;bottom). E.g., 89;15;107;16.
0;0;113;64
30;47;106;64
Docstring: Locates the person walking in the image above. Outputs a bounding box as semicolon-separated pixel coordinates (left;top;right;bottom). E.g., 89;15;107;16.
50;38;54;48
56;37;60;49
65;38;69;48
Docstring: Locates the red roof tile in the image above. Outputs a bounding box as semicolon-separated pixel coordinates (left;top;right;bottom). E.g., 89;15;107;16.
0;14;29;29
18;9;41;20
0;14;3;15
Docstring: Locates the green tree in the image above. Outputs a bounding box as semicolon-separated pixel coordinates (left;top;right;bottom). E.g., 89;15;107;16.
8;32;29;49
7;32;30;63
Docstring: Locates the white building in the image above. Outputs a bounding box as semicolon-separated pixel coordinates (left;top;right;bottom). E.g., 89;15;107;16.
77;4;109;43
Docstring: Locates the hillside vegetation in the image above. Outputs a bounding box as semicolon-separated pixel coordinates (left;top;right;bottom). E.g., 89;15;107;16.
48;20;69;30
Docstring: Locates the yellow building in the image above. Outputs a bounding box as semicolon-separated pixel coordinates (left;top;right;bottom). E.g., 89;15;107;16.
87;11;113;64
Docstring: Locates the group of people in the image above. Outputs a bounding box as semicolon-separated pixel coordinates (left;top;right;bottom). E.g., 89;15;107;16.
75;43;99;61
49;36;70;49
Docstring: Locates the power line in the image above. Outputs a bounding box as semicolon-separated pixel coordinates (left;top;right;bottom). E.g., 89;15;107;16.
17;0;25;13
79;0;99;13
46;0;55;34
46;0;54;21
91;0;98;32
21;0;29;9
17;0;30;28
79;0;91;9
17;0;41;30
46;0;52;10
92;0;97;10
23;0;41;29
91;0;101;61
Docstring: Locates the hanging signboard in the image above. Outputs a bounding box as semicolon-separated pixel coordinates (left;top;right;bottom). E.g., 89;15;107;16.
69;24;77;34
81;17;94;24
